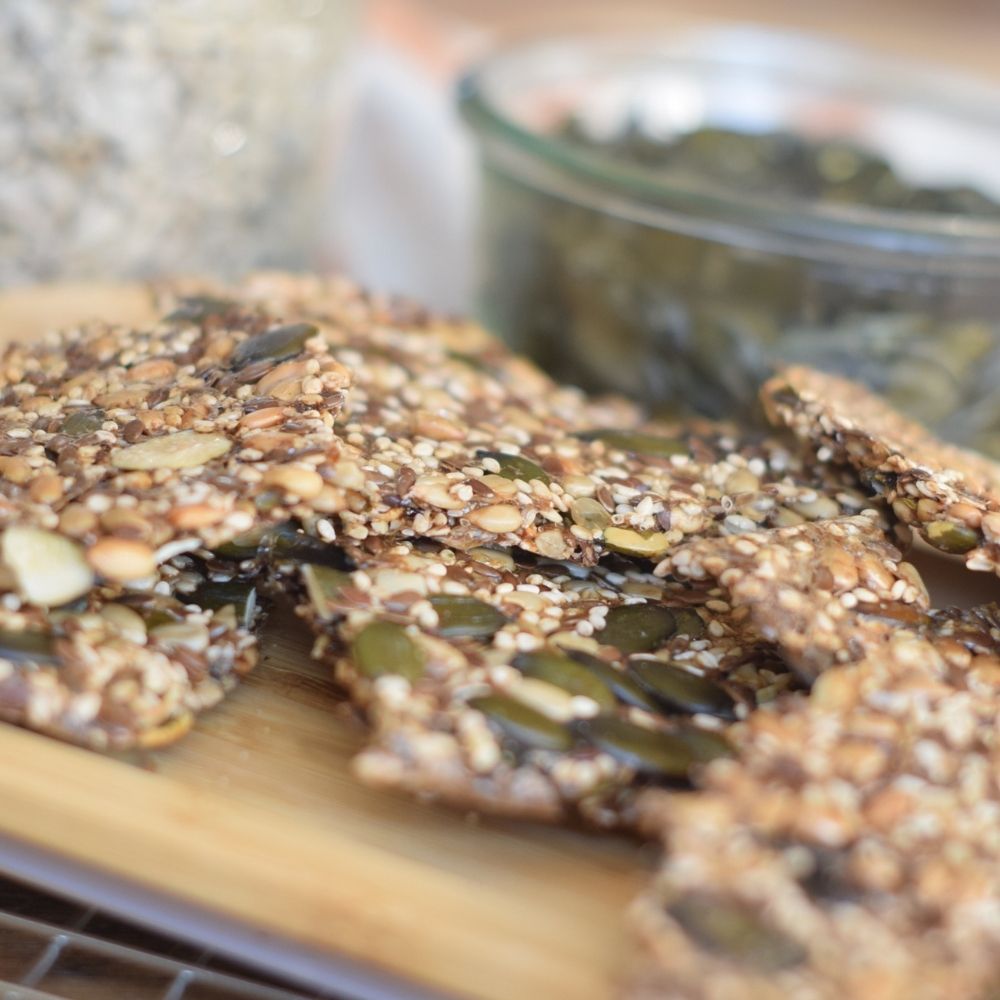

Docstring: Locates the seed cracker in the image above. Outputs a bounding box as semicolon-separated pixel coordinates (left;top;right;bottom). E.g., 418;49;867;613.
0;586;258;750
0;299;351;605
763;364;1000;577
164;277;869;567
629;612;1000;1000
270;531;803;827
656;512;930;682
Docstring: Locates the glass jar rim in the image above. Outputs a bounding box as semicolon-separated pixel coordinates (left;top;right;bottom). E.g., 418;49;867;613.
459;31;1000;270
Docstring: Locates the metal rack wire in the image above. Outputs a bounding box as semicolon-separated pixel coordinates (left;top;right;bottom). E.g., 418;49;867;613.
0;874;331;1000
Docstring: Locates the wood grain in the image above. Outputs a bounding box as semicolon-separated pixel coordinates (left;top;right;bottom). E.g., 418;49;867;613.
0;287;650;1000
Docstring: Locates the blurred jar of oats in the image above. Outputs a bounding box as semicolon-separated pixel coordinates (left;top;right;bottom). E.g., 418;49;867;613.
0;0;356;286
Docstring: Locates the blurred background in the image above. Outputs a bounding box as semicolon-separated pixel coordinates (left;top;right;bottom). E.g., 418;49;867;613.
5;0;1000;447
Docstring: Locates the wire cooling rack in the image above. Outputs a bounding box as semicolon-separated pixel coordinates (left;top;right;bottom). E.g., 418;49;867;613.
0;873;334;1000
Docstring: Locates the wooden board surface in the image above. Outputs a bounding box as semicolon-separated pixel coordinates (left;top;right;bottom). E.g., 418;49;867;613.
0;287;652;1000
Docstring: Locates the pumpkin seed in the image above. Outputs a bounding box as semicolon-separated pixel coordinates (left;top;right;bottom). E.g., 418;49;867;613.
111;430;232;471
569;497;611;531
164;295;233;323
603;527;671;559
667;892;807;971
925;520;979;554
213;526;268;560
673;724;734;762
670;607;707;639
302;563;351;619
566;650;659;711
511;650;616;710
0;628;58;664
192;580;258;628
629;660;737;718
231;322;318;370
353;621;424;681
596;604;676;654
578;716;695;778
476;450;550;484
60;408;105;437
468;694;573;752
468;546;516;572
428;595;507;638
576;430;687;459
265;523;352;570
1;526;94;607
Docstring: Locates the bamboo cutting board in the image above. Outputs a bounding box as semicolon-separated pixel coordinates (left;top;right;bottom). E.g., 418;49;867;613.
0;286;652;1000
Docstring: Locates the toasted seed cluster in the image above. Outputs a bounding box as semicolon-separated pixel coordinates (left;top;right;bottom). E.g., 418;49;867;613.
764;365;1000;575
630;613;1000;1000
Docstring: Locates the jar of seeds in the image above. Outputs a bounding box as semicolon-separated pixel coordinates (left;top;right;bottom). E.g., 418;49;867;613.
0;0;356;286
461;30;1000;455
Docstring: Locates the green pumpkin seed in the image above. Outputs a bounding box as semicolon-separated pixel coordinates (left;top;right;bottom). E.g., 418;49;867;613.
671;607;707;638
213;526;268;560
596;604;676;654
0;629;58;664
603;527;672;559
60;408;106;437
164;295;234;323
567;650;660;711
668;893;807;971
576;430;687;459
925;520;979;554
302;563;352;619
579;716;695;778
231;323;318;370
673;724;734;763
629;660;737;719
353;621;424;681
264;523;351;570
476;450;550;484
468;694;573;752
569;497;611;532
191;580;257;627
511;650;616;710
428;595;507;638
468;546;516;572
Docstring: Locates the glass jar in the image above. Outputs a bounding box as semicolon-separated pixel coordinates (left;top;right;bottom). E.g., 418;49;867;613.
0;0;356;286
460;30;1000;455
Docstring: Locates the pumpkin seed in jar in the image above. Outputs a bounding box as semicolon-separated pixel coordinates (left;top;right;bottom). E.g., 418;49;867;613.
164;295;234;323
629;660;737;719
603;527;672;560
231;322;318;370
511;650;616;710
578;716;695;778
925;520;979;554
596;604;676;654
0;629;58;664
428;595;507;638
353;621;424;682
567;650;659;711
476;450;550;484
468;694;573;752
60;408;106;437
667;892;807;971
576;430;687;459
